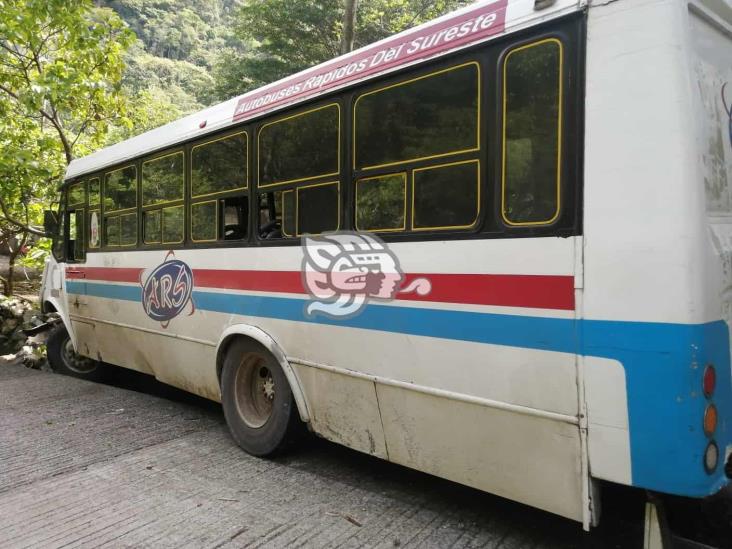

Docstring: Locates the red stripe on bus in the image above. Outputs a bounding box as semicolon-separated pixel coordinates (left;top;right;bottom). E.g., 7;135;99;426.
66;267;143;282
68;267;574;311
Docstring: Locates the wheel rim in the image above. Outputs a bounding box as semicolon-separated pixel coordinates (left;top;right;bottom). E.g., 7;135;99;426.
61;338;97;374
233;353;275;429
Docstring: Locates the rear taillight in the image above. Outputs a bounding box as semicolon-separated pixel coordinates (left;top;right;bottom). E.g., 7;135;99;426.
704;404;718;437
703;365;716;398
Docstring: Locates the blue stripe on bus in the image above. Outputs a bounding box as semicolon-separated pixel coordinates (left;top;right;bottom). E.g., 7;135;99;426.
67;280;731;499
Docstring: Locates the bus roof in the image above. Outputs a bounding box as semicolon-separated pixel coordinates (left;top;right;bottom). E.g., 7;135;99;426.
65;0;582;182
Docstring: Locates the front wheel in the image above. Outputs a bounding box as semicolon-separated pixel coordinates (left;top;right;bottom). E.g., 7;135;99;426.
221;339;303;456
47;324;103;381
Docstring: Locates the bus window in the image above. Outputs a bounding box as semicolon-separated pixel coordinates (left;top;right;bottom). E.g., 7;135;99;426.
355;173;406;232
191;133;247;198
104;165;137;213
142;152;184;206
89;178;101;207
66;181;86;261
144;209;162;244
502;39;562;226
191;201;217;242
297;182;339;235
258;104;340;187
354;63;479;171
120;212;137;246
162;205;184;244
190;133;248;244
413;160;479;231
104;165;138;248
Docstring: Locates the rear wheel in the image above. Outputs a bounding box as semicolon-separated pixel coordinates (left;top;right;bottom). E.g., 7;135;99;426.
221;339;303;456
47;324;103;381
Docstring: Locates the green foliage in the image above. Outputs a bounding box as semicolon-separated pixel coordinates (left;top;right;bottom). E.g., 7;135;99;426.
99;0;245;111
210;0;472;100
0;0;134;293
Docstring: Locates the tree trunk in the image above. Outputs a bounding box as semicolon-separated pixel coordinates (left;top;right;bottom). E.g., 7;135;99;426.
340;0;359;55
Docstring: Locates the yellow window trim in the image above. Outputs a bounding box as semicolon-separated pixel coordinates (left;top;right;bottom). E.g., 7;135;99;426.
89;178;101;207
118;211;138;248
68;181;86;207
104;164;139;214
355;172;407;233
161;204;184;245
411;159;481;232
257;103;341;189
281;190;294;237
191;131;249;199
88;209;100;249
353;61;481;172
191;200;219;243
142;150;185;207
501;38;563;227
295;180;340;236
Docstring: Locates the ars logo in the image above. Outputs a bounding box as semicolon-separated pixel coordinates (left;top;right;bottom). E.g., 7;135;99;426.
141;252;195;328
301;231;431;319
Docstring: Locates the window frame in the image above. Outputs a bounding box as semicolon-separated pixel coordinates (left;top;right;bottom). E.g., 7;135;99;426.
354;172;408;233
353;61;481;173
190;199;219;243
500;37;564;228
411;159;481;232
295;180;341;236
257;102;341;189
191;131;249;199
141;150;186;207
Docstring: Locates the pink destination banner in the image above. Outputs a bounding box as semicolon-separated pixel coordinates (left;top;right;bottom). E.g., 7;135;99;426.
232;0;508;121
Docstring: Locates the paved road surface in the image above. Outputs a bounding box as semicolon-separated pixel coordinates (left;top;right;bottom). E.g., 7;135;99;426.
0;362;647;548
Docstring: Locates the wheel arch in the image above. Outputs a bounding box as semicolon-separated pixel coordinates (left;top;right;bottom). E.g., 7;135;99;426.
215;324;311;423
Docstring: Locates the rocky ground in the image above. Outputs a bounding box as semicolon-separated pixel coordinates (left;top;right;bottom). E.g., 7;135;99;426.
0;294;50;369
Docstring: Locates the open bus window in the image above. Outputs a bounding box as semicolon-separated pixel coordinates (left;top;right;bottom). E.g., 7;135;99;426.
191;196;248;243
259;182;339;238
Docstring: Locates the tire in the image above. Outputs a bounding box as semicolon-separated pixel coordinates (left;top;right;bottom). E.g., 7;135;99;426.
46;323;104;381
221;339;303;457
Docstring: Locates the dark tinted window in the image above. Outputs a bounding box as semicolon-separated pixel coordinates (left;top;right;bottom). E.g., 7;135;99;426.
297;182;339;234
143;210;162;244
259;105;339;186
89;178;100;206
142;152;184;205
503;40;562;225
355;63;479;170
68;182;85;206
413;161;479;230
356;173;406;232
162;206;184;243
104;166;137;212
105;217;120;246
191;133;248;197
120;213;137;246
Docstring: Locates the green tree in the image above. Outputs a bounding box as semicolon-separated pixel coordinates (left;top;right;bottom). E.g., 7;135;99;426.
209;0;472;101
0;0;134;294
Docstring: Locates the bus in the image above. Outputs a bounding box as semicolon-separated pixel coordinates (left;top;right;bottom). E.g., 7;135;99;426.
40;0;732;535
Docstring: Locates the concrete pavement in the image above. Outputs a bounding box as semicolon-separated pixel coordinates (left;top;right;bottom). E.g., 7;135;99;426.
0;362;643;548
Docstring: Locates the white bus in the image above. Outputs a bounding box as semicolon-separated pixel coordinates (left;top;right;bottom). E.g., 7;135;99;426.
40;0;732;534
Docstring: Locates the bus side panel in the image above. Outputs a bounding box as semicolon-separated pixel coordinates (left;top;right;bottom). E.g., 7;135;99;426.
376;384;584;521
